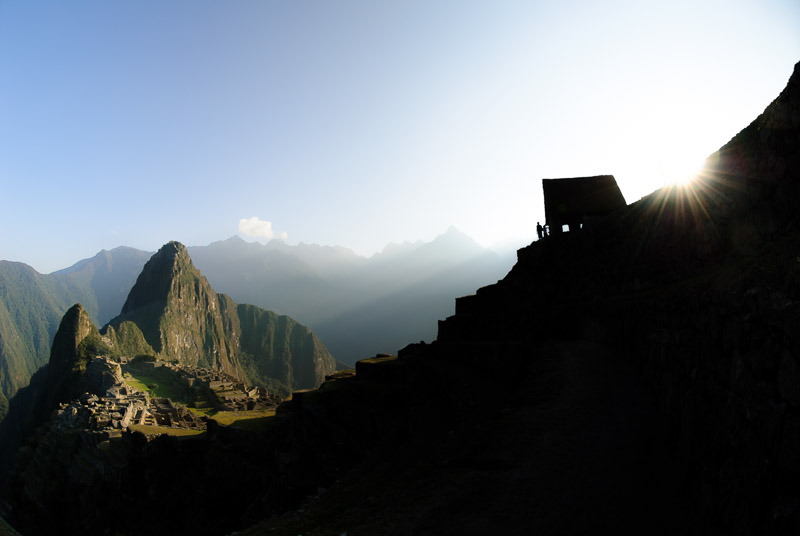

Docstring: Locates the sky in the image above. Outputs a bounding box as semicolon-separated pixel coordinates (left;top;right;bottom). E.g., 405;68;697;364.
1;1;799;273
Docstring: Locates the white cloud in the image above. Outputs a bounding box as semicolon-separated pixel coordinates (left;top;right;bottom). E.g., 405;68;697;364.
237;217;288;240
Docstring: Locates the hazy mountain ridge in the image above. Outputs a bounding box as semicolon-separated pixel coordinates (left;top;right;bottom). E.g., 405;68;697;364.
189;226;515;362
53;247;154;324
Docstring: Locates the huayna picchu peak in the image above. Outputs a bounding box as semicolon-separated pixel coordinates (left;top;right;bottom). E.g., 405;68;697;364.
103;241;336;393
107;240;242;376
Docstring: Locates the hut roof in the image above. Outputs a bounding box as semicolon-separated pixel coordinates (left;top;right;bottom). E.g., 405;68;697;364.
542;175;626;224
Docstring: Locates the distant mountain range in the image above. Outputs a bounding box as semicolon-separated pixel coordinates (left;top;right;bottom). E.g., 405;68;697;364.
186;227;515;362
0;227;515;420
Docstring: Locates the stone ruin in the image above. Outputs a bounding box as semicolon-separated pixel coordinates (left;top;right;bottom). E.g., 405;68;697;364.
171;364;281;412
51;357;282;444
541;175;627;234
54;358;206;438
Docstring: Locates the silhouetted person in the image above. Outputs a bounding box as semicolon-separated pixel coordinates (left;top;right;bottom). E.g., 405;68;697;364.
543;223;550;237
536;222;543;240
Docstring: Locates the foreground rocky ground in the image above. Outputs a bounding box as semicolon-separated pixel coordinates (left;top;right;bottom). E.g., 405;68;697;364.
243;342;695;535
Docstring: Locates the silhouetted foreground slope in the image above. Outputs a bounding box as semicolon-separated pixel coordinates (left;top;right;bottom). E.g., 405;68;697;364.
241;342;692;535
5;61;800;535
245;60;800;534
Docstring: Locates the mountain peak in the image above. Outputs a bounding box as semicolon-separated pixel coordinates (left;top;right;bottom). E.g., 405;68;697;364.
40;303;102;413
113;241;211;355
154;240;190;264
429;226;483;251
215;235;248;246
106;240;335;387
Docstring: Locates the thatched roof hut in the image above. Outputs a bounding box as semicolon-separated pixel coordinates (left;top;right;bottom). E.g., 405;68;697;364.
542;175;626;233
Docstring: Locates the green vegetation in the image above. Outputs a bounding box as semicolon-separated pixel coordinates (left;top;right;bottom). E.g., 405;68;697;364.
76;332;111;362
236;351;292;398
121;373;154;395
103;321;154;360
236;303;336;393
210;408;276;433
128;424;205;438
326;369;356;380
187;406;216;418
0;392;8;422
122;364;190;402
359;355;398;365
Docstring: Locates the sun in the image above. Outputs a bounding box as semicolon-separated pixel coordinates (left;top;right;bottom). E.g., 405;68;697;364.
656;155;706;188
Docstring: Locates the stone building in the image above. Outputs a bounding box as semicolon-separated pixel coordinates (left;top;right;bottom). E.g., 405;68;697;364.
542;175;626;234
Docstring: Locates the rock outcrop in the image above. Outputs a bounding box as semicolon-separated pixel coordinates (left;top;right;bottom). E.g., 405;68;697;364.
107;241;240;375
39;304;106;415
105;241;336;393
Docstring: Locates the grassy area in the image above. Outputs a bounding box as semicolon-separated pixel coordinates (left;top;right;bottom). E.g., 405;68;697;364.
129;424;205;438
359;355;397;365
123;363;277;433
326;370;356;380
188;406;216;418
122;365;188;401
122;373;152;394
211;408;277;433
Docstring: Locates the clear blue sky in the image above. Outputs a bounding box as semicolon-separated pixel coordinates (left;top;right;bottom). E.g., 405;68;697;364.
1;0;799;273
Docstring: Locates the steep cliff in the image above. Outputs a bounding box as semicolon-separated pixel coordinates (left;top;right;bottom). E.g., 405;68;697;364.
107;241;240;375
38;304;104;414
236;303;334;392
105;241;336;392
